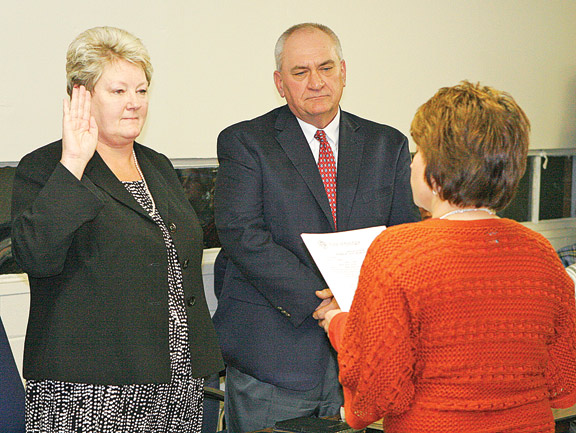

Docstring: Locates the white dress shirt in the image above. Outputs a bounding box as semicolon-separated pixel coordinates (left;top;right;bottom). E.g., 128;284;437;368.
296;110;341;165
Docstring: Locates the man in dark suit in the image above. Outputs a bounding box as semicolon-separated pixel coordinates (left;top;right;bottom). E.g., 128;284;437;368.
213;23;420;433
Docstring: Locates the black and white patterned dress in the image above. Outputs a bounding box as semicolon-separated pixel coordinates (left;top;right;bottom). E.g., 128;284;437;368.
26;180;204;433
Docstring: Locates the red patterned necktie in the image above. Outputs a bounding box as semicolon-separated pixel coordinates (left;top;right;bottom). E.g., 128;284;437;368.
315;129;337;228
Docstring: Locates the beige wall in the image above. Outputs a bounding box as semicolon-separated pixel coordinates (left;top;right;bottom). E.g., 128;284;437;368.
1;0;576;162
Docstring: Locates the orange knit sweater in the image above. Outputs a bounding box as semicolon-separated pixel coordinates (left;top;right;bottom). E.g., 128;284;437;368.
329;218;576;433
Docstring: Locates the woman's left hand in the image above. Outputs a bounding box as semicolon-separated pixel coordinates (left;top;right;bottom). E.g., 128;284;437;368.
318;308;342;333
313;289;343;333
313;288;340;320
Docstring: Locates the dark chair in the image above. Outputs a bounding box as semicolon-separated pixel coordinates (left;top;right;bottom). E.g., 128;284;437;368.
0;316;25;433
555;414;576;432
202;374;226;433
202;249;227;433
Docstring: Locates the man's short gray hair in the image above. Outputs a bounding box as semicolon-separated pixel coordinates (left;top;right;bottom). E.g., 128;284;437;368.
274;23;343;71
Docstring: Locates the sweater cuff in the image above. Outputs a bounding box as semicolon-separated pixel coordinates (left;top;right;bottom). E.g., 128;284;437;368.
342;386;376;430
551;388;576;409
328;312;348;351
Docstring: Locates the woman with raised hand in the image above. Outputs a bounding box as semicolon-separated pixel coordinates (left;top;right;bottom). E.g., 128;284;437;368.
11;26;222;433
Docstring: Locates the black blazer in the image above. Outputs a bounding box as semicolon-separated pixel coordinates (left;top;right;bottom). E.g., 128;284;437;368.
11;141;223;385
213;106;419;391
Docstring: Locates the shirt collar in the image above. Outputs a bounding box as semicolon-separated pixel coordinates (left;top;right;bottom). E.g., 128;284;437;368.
296;109;341;147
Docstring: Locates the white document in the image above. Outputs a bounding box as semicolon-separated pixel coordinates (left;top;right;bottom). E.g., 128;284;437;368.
301;225;386;312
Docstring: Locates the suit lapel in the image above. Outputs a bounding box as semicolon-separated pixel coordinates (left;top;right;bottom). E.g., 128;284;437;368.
275;107;336;230
84;147;153;220
336;112;362;231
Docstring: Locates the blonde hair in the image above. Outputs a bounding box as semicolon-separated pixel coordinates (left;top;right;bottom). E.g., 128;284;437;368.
66;26;152;96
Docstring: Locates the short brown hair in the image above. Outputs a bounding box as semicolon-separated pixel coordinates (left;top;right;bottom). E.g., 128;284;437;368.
410;81;530;211
66;26;152;96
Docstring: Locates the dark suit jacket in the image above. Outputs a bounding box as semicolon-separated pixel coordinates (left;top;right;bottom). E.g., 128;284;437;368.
11;141;223;385
213;106;419;391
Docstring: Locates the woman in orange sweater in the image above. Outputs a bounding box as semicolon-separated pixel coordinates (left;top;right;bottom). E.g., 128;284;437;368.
316;81;576;433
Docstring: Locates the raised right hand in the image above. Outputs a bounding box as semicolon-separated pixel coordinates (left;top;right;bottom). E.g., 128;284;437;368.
60;85;98;179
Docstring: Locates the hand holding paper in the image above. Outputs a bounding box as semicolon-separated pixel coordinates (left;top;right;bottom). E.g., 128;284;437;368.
302;225;386;312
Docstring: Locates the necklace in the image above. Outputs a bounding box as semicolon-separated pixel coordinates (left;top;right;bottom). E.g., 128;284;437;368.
132;148;157;216
438;207;495;220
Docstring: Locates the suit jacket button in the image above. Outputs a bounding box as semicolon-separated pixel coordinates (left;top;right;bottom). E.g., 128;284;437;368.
182;259;190;269
169;223;177;233
187;296;196;307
